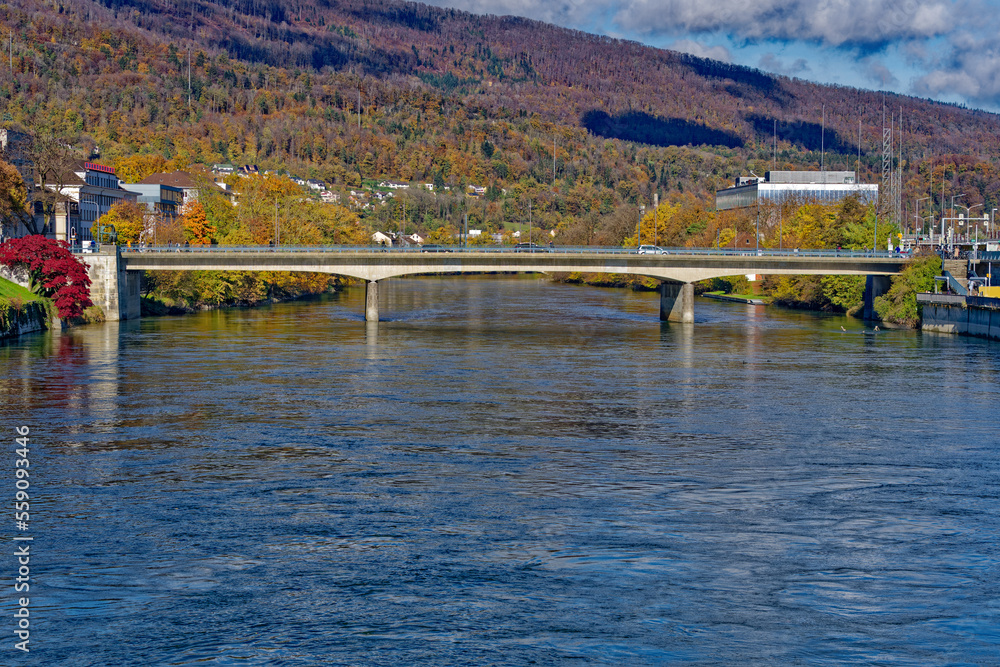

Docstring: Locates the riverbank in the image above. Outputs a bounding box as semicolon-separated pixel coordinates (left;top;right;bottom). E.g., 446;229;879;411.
0;278;48;339
702;291;766;305
140;270;351;317
140;289;340;316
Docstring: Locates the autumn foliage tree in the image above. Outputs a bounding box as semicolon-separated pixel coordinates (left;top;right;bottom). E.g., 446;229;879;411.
97;201;147;244
0;235;93;318
0;159;33;239
180;201;216;245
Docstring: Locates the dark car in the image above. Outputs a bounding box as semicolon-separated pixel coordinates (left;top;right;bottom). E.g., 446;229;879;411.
420;244;452;252
513;242;549;253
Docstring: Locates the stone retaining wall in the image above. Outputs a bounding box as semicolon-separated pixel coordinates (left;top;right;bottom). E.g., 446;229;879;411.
918;294;1000;340
0;302;48;340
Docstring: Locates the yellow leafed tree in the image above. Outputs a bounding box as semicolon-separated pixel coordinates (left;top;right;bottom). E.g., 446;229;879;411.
114;155;176;183
97;201;146;244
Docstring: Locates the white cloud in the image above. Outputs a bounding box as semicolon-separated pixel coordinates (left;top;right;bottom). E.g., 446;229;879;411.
422;0;1000;109
670;39;733;62
912;32;1000;104
425;1;969;48
614;0;963;47
758;53;810;75
861;57;900;86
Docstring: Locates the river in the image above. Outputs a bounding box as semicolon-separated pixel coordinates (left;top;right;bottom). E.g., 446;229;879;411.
2;276;998;665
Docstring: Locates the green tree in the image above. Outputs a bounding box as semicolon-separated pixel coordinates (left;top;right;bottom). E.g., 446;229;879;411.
874;254;942;327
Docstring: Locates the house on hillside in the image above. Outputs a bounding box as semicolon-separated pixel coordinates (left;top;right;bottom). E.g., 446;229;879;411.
379;180;410;190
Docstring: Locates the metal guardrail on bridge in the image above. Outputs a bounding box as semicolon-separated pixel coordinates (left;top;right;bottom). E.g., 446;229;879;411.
90;244;910;259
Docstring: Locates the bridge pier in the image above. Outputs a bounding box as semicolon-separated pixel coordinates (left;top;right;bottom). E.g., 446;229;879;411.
863;275;891;321
660;281;694;323
365;280;379;322
83;249;141;321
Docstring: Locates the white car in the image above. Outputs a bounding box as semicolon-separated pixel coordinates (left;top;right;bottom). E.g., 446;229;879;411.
637;245;666;254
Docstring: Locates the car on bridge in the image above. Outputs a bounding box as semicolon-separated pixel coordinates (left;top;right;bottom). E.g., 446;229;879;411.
513;242;551;253
638;245;666;254
420;244;452;252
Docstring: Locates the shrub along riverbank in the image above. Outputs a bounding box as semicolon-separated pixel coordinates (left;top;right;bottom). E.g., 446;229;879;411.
140;270;351;315
551;254;942;328
549;196;942;327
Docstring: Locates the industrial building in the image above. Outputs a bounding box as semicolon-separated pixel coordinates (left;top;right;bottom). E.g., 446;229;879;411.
715;171;878;211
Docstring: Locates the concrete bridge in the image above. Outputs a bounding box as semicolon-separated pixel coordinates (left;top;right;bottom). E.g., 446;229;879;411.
84;246;907;323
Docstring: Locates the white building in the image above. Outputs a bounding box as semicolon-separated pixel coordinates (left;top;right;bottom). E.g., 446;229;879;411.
35;161;137;243
715;171;878;211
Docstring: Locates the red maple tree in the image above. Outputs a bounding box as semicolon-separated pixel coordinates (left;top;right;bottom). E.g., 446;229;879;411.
0;235;93;319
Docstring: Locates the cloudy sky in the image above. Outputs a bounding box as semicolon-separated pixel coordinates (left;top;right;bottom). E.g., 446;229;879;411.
422;0;1000;111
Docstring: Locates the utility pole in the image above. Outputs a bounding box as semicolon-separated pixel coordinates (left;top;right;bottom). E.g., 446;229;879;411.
756;197;760;252
773;119;777;171
857;119;861;177
821;103;825;173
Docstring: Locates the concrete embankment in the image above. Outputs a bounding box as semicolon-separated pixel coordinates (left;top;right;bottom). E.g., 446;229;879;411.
918;293;1000;340
0;302;48;340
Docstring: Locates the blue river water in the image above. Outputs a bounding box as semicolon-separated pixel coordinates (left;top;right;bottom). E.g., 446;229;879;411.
1;276;999;665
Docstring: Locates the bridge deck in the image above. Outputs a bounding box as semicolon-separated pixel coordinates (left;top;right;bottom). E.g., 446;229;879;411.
119;246;906;284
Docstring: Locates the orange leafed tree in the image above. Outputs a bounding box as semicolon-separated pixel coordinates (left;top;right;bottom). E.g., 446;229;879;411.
180;201;216;245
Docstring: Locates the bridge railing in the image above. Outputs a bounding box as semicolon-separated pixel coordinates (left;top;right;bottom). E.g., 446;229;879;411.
107;244;908;259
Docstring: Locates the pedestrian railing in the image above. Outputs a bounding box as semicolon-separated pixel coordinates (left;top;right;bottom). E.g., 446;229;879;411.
103;244;907;259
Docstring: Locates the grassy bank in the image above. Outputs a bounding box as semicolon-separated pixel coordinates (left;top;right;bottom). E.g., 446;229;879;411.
0;277;48;335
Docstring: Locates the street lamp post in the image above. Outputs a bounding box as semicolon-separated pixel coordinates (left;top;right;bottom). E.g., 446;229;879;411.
637;204;645;248
992;208;997;239
947;194;965;250
653;193;658;248
528;199;532;246
756;196;761;253
915;196;929;240
956;203;982;245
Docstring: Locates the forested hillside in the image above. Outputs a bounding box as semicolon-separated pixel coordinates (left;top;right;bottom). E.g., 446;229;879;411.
4;0;1000;237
